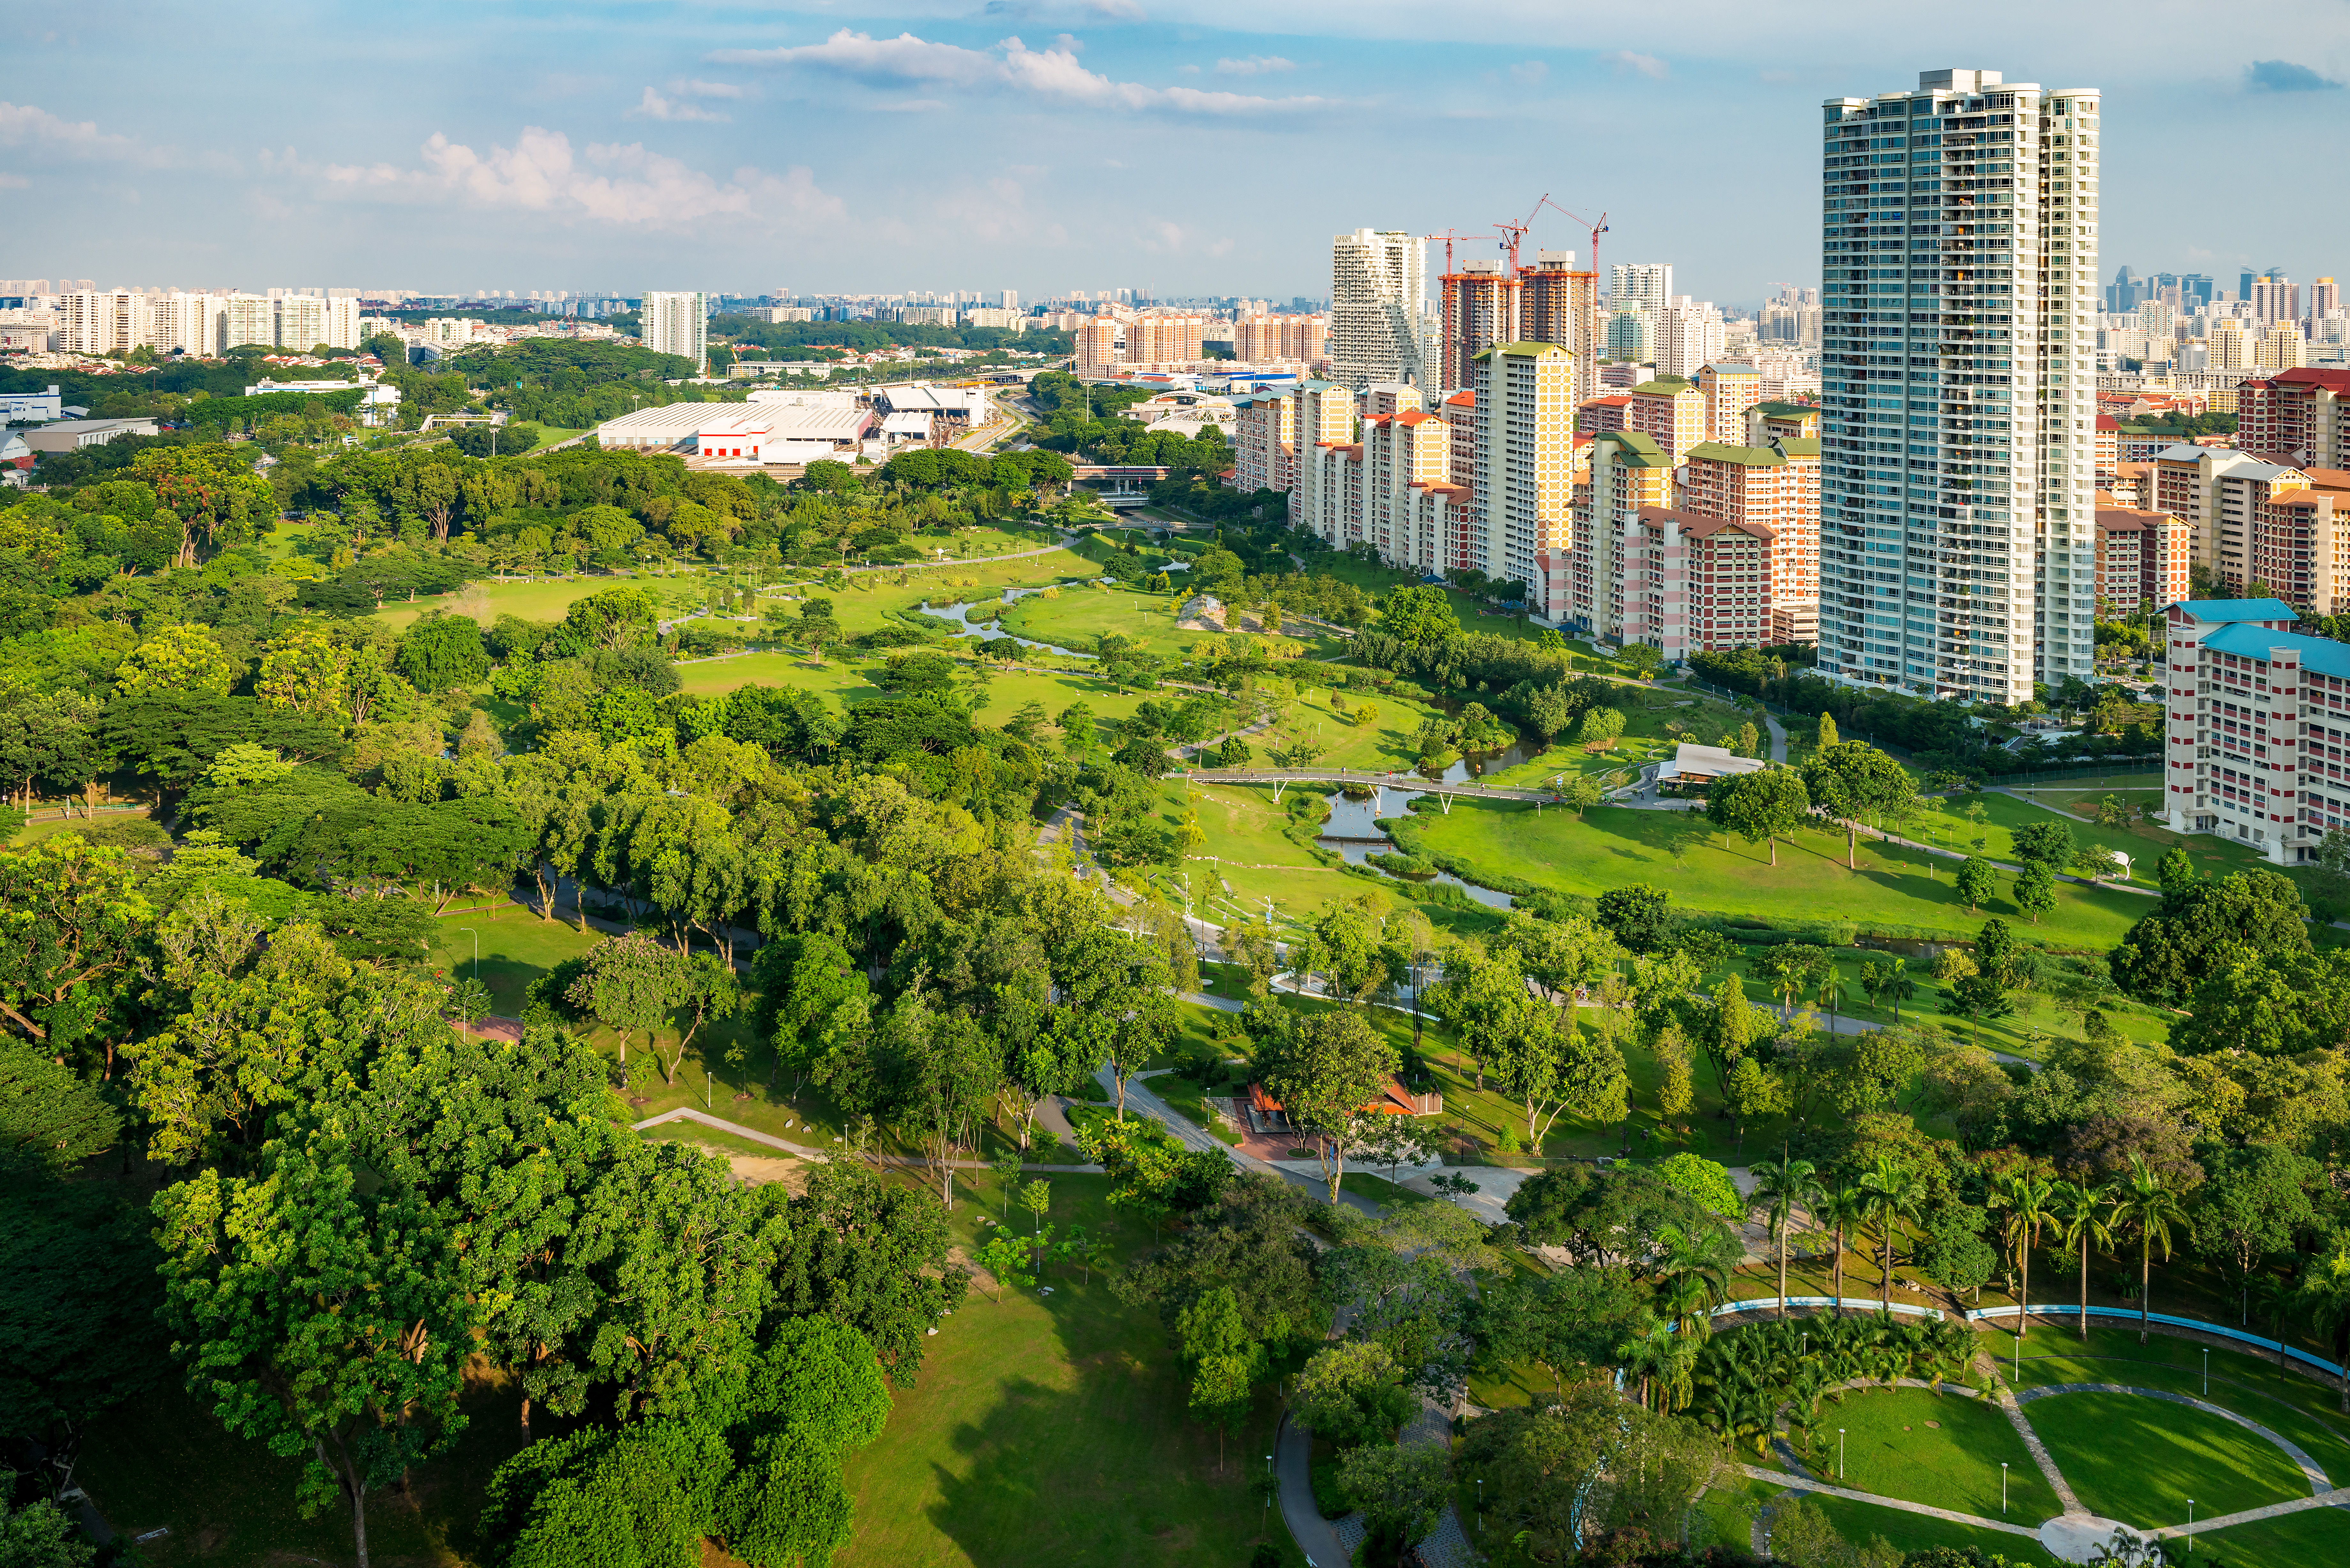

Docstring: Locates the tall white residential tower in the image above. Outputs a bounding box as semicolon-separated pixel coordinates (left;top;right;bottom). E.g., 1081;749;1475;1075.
640;291;710;374
1816;67;2099;701
1330;230;1428;391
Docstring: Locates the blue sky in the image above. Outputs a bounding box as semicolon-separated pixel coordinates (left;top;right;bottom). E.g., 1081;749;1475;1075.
3;2;2346;306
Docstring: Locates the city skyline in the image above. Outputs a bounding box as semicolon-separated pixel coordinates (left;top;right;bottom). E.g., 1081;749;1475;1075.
4;3;2347;299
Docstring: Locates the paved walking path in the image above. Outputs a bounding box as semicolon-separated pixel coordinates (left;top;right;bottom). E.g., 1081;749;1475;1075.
629;1108;1103;1172
1983;1363;2088;1515
2015;1381;2333;1493
2145;1485;2350;1540
1739;1464;2041;1538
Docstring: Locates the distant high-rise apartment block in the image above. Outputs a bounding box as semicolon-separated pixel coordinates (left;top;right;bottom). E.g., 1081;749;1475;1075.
1329;229;1428;390
1816;66;2100;703
1609;263;1673;316
1233;313;1327;365
1440;260;1516;393
1474;342;1577;620
1519;250;1601;409
640;292;710;373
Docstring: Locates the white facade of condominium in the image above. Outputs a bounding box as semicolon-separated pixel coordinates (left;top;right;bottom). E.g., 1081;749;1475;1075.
1329;229;1427;391
641;291;710;373
1816;66;2100;703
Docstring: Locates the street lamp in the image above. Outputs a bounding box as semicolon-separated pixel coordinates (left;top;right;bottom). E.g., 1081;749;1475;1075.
458;927;481;981
2001;1462;2008;1516
2202;1347;2209;1397
2187;1497;2195;1551
1838;1429;1846;1481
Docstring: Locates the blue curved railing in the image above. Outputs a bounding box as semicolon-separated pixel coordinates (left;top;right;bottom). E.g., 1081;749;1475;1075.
1966;1303;2342;1381
1707;1296;1950;1322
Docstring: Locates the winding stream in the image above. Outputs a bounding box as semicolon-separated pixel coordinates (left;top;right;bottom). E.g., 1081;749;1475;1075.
923;584;1107;659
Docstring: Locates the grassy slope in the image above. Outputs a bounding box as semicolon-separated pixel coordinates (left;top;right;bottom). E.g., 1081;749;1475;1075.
1401;799;2153;949
1804;1497;2060;1566
2005;1323;2350;1487
1804;1386;2060;1522
835;1171;1285;1568
2025;1389;2313;1528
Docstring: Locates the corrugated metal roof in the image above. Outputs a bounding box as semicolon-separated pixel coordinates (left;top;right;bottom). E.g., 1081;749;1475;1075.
2179;598;2298;621
2203;622;2350;679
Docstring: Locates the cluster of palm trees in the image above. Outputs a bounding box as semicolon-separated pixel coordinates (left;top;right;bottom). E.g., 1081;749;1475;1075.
1611;1224;1742;1415
1693;1316;1977;1458
1746;1151;2194;1346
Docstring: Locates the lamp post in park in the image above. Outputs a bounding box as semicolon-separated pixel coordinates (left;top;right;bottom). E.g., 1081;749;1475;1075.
2187;1498;2195;1552
1838;1429;1846;1481
2202;1347;2210;1396
2001;1463;2008;1516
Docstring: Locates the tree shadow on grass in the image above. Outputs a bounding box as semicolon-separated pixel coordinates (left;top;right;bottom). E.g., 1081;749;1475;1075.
918;1290;1282;1568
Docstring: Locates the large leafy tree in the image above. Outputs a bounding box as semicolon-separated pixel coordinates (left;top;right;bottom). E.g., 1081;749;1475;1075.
769;1161;967;1387
2110;869;2311;1005
393;612;490;693
153;1136;474;1568
567;930;688;1067
1705;766;1810;867
0;835;151;1076
1258;1008;1402;1204
1800;740;1913;868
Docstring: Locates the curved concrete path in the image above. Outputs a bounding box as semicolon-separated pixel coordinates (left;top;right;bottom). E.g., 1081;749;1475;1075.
2016;1381;2333;1494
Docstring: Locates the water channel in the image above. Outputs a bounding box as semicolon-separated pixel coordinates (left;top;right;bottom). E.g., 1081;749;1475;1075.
923;584;1105;659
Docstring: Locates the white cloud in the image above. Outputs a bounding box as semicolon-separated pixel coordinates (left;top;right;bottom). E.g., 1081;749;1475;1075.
1508;60;1549;86
1216;55;1296;75
316;126;843;230
628;87;730;122
715;30;1328;115
1600;50;1668;80
675;79;748;100
0;101;233;171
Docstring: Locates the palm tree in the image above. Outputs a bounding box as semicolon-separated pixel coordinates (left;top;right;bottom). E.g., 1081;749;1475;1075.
1816;967;1847;1033
2053;1180;2115;1341
1819;1180;1870;1316
1750;1157;1824;1319
1882;957;1915;1024
2252;1271;2299;1371
1988;1171;2058;1340
1651;1223;1732;1334
1615;1313;1676;1411
2298;1240;2350;1413
1858;958;1889;1017
1858;1156;1928;1315
2109;1153;2189;1345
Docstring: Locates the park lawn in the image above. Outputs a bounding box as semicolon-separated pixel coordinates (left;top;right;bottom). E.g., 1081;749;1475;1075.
1692;1474;1780;1556
76;1368;530;1568
836;1170;1286;1568
2001;1323;2350;1486
1272;687;1454;773
817;548;1103;637
1722;942;2177;1063
1802;1386;2060;1523
427;902;601;1018
2025;1389;2313;1529
675;649;876;698
998;584;1215;661
1801;1497;2060;1566
373;572;647;633
1400;799;2153;949
1919;789;2275;891
2196;1499;2350;1561
1481;689;1758;790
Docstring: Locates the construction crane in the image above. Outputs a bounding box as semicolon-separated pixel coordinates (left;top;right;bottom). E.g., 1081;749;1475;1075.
1420;229;1484;279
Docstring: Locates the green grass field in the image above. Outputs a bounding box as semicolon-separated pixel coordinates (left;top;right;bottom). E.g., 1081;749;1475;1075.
2196;1501;2350;1563
2024;1389;2315;1529
1399;799;2155;949
2004;1323;2350;1486
76;1368;529;1566
1914;789;2276;891
427;903;601;1017
1804;1387;2060;1523
836;1170;1286;1568
1800;1496;2059;1566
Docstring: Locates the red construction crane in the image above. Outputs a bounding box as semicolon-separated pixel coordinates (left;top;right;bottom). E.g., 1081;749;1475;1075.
1421;228;1484;278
